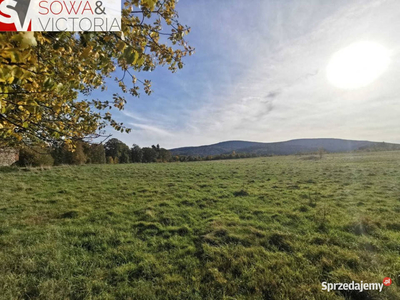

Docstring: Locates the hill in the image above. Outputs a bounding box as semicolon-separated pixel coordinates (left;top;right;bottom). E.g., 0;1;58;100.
170;138;400;156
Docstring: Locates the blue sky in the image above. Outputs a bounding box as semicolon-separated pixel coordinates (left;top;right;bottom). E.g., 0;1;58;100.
91;0;400;149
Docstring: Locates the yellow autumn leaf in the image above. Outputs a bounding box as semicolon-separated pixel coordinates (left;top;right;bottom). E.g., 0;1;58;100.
82;48;91;58
116;40;126;51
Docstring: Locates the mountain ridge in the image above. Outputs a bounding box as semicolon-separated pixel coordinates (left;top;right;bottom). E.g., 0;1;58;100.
169;138;400;157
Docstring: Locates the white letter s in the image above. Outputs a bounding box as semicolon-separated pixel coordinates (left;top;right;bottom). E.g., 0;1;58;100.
0;0;18;24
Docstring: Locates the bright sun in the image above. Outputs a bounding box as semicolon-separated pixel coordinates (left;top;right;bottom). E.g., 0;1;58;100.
327;41;390;90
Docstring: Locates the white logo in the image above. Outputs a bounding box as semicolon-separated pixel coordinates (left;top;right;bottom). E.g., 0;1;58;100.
0;0;32;31
0;0;121;32
322;281;385;293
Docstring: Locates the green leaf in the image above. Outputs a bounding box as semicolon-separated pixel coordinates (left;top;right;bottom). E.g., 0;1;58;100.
44;78;54;89
142;0;157;11
124;47;139;65
136;56;145;67
116;40;126;51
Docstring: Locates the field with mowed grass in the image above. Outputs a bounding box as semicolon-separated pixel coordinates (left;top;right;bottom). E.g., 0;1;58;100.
1;151;400;299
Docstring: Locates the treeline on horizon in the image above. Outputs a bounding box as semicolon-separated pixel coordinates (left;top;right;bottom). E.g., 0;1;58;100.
15;138;277;167
17;138;169;167
14;138;398;167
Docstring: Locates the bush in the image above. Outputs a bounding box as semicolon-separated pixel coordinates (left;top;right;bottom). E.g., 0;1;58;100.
17;147;54;167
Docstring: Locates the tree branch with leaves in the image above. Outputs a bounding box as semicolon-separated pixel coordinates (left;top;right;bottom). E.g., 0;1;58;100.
0;0;194;150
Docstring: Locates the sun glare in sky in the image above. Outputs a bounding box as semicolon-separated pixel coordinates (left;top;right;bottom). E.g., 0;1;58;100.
327;41;390;90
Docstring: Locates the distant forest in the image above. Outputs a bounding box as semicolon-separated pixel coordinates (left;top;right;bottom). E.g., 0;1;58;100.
17;138;168;167
14;138;400;167
16;138;274;167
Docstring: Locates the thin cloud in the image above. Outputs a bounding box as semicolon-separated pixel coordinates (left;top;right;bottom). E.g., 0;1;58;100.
121;110;149;123
129;122;175;137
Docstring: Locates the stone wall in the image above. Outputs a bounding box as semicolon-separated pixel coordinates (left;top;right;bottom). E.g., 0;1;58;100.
0;148;19;166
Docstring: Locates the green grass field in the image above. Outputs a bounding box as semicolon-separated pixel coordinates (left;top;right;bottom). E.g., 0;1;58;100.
1;151;400;299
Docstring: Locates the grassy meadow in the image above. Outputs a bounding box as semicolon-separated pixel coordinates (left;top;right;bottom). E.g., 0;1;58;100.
1;151;400;299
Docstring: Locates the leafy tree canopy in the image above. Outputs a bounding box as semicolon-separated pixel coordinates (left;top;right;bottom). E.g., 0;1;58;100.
142;147;157;163
0;0;193;150
131;144;143;163
104;138;130;162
